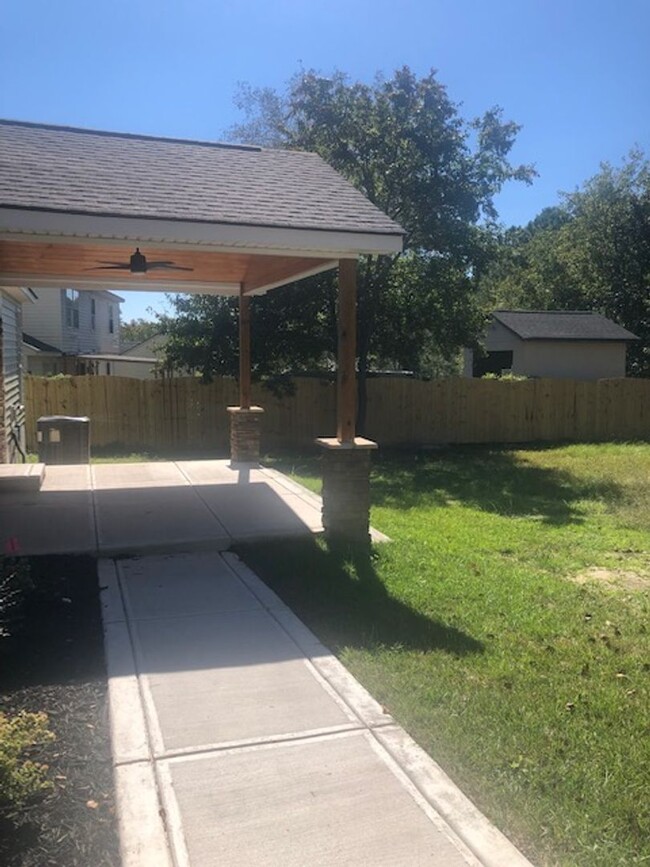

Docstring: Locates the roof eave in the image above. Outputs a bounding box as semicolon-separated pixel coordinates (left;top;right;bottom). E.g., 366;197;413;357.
0;206;404;258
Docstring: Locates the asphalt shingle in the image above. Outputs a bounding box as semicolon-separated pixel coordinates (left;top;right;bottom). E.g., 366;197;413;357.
493;310;638;341
0;120;403;237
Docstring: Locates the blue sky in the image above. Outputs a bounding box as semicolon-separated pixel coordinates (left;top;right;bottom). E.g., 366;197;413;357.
2;0;648;321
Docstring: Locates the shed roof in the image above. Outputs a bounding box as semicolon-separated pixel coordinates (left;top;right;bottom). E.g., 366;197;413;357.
0;119;403;238
493;310;639;342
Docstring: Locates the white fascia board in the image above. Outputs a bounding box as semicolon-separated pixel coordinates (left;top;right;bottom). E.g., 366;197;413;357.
0;207;404;258
0;274;242;296
245;259;339;295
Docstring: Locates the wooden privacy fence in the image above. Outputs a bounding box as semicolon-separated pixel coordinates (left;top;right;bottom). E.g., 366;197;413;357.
25;375;650;453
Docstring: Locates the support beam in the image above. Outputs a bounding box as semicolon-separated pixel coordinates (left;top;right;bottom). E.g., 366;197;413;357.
239;287;251;410
337;259;357;443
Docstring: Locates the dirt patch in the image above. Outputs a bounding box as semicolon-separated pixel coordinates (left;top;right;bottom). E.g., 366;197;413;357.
0;555;119;867
573;566;650;592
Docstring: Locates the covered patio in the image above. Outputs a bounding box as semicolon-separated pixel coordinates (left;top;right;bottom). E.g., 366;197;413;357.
0;459;386;557
0;119;403;542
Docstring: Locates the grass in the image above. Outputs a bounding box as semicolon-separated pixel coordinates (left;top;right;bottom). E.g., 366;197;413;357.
241;442;650;867
27;445;228;464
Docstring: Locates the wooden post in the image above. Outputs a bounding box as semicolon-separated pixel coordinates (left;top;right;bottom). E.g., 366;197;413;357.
239;287;251;409
337;259;357;443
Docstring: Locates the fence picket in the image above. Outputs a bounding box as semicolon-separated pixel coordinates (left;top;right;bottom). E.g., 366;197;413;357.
23;375;650;453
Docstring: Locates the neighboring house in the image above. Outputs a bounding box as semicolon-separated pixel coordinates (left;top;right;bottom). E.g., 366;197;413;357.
22;287;123;375
1;287;36;462
464;310;639;380
112;333;168;379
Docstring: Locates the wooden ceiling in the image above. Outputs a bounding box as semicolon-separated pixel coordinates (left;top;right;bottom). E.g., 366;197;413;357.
0;239;334;295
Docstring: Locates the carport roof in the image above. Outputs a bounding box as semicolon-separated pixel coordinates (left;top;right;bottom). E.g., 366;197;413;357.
0;119;403;238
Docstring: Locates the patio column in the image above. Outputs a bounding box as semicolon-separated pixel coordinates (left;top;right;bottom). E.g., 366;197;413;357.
316;258;377;544
228;287;264;464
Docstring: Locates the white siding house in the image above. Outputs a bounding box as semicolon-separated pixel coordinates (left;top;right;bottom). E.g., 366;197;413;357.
22;288;123;374
1;287;34;461
111;333;167;379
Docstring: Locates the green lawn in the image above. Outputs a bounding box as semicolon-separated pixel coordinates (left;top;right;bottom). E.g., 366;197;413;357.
242;443;650;867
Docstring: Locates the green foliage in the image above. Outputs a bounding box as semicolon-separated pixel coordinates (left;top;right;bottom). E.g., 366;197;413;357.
0;711;55;808
481;371;528;380
0;558;32;638
161;67;533;428
119;317;161;347
482;151;650;375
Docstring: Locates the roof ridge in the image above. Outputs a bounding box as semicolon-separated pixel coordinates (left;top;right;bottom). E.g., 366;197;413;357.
494;309;600;315
0;118;263;154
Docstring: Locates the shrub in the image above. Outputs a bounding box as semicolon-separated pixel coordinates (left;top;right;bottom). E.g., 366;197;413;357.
0;558;33;639
0;711;55;809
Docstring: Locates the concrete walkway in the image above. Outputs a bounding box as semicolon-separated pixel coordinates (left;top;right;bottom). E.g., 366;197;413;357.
101;551;532;867
0;461;331;557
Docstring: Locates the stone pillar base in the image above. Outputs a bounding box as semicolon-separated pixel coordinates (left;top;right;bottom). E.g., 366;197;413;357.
316;437;378;544
227;406;264;464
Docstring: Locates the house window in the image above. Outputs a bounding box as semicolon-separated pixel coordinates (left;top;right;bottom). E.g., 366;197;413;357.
64;289;80;329
91;298;96;330
109;305;115;334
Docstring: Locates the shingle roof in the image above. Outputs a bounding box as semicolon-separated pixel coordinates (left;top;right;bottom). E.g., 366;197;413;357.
23;332;62;353
493;310;639;341
0;120;404;237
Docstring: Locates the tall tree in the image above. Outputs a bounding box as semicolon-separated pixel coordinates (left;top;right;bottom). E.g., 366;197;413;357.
162;67;534;428
481;152;650;375
120;317;161;347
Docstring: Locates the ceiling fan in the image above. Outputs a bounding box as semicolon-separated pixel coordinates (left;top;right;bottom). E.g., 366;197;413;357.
87;248;193;273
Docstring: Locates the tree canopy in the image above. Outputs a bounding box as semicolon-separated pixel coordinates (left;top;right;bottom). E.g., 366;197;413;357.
120;317;162;348
160;66;534;427
481;151;650;375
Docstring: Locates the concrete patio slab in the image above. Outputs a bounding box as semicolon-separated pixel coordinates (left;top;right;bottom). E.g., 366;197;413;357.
0;485;96;555
191;482;322;538
161;731;480;867
0;459;331;555
93;485;230;555
0;461;45;492
177;460;271;486
40;464;91;492
92;461;190;489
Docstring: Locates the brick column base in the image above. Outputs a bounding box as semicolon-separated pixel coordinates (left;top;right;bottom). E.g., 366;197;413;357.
227;406;264;464
316;437;378;544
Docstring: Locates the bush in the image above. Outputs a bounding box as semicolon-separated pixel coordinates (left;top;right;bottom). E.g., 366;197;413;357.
0;558;32;639
481;371;529;381
0;711;55;808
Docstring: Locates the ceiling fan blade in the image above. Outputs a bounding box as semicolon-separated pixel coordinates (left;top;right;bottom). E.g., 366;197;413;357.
148;263;195;272
84;263;130;270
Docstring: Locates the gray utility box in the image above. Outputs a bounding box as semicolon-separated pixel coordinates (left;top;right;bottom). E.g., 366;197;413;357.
37;416;90;465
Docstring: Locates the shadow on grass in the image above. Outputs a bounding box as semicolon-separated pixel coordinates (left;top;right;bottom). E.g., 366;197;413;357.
371;446;622;526
238;537;483;657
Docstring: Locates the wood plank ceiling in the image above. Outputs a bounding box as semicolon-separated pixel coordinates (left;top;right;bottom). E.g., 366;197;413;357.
0;239;333;295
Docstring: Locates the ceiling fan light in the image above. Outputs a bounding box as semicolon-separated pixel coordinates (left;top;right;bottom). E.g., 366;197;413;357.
129;248;147;273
